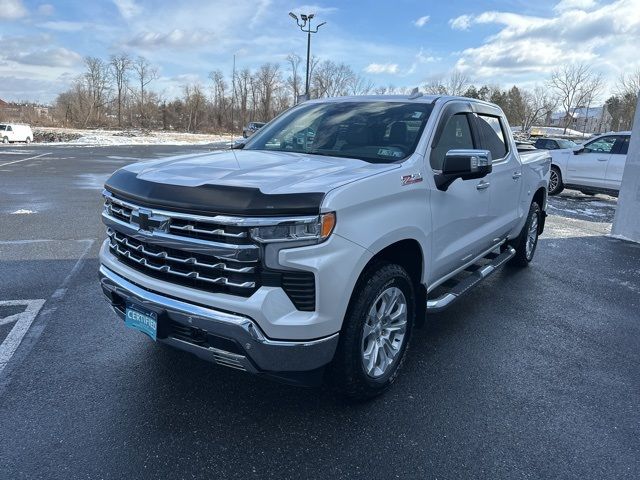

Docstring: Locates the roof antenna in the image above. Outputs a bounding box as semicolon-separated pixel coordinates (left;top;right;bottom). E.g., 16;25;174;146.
408;87;423;100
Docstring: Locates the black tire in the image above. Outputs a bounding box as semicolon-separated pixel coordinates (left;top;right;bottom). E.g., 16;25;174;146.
509;202;541;268
331;262;415;401
2;137;7;144
549;166;564;195
25;137;31;144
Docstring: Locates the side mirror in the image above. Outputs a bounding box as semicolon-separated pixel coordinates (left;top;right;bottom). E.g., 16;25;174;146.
572;146;583;155
232;138;246;150
435;149;492;191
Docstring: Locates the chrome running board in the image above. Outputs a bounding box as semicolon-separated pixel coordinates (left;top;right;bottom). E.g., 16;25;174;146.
426;246;516;313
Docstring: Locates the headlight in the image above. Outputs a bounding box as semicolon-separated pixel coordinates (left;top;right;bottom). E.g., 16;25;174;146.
250;212;336;244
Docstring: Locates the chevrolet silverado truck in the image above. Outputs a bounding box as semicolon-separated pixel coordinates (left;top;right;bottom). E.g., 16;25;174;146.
99;94;551;399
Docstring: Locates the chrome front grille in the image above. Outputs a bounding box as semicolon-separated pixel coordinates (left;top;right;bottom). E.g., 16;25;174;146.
104;193;252;245
107;229;258;294
102;190;316;309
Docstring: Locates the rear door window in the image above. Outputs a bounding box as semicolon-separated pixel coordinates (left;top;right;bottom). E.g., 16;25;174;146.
614;136;630;155
474;114;507;161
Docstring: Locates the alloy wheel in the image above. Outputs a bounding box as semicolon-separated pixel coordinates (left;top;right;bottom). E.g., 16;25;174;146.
361;286;408;378
525;210;539;260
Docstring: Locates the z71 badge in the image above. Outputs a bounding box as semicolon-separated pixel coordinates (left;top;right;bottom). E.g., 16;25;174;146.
401;173;423;186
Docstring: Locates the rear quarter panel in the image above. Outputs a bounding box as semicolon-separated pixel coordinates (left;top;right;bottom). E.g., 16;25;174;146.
510;150;551;237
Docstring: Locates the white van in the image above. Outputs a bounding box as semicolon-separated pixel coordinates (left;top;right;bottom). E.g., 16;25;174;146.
0;124;34;144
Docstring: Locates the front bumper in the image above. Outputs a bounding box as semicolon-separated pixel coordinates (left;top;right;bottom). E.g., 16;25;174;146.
99;265;339;385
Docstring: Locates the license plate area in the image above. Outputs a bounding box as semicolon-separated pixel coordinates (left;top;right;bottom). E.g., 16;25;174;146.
124;303;158;341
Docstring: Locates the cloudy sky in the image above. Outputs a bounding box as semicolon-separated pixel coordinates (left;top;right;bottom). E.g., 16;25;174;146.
1;0;639;103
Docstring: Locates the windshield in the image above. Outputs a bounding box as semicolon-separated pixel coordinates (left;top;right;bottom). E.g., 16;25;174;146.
0;125;6;131
557;139;577;148
244;101;434;163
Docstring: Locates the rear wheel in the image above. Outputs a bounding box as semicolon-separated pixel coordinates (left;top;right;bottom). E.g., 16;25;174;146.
2;136;8;144
509;202;541;268
25;137;31;144
332;262;415;400
549;166;564;195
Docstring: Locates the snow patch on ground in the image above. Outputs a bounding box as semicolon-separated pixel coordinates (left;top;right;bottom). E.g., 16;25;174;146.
11;209;35;215
34;127;237;146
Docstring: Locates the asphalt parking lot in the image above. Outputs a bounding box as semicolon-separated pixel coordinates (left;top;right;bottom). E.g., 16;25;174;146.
1;144;639;479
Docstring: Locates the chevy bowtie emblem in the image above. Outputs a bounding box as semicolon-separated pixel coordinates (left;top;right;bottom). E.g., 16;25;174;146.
131;208;169;233
401;173;423;186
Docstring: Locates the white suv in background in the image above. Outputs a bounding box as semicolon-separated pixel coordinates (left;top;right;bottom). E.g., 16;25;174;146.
0;123;34;144
548;131;631;196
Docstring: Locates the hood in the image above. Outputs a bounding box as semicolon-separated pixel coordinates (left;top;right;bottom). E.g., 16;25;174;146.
105;149;399;217
122;149;398;194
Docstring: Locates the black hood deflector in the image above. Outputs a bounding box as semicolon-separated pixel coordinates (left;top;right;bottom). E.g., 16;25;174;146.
104;168;324;217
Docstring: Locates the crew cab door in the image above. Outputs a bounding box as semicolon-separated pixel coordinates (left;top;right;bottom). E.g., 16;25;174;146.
428;105;492;283
568;135;617;188
604;135;630;191
471;113;521;238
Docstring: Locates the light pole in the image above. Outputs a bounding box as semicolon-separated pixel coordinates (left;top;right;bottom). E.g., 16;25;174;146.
288;12;326;101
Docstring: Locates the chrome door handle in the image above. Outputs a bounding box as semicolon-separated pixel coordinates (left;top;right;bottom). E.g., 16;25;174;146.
512;171;522;180
476;181;490;190
597;158;608;162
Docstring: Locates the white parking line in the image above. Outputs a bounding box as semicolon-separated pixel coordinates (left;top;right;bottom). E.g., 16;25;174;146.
0;152;50;168
0;299;46;373
0;238;94;389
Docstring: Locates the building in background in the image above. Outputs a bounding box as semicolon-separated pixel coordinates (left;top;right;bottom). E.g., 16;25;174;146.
0;99;52;124
548;105;612;135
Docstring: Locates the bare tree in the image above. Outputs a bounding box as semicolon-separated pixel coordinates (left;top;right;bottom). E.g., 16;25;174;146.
423;70;469;96
548;63;602;134
521;86;556;132
256;63;281;120
132;56;158;128
182;84;207;132
82;57;112;127
209;70;228;128
347;74;375;96
109;53;131;128
286;54;302;104
312;61;355;98
617;68;640;96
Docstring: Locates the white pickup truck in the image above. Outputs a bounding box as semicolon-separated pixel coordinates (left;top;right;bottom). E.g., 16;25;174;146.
99;95;551;399
547;131;631;196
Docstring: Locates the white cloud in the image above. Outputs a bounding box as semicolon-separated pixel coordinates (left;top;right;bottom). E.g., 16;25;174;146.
113;0;141;19
0;0;27;19
449;14;472;30
364;63;399;74
452;0;640;82
37;4;54;16
553;0;598;12
40;21;90;32
7;47;83;67
127;29;217;49
413;15;430;28
289;4;338;16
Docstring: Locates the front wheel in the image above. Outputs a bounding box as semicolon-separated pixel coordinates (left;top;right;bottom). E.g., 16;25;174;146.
509;202;541;268
549;166;564;195
2;137;8;144
331;262;415;400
